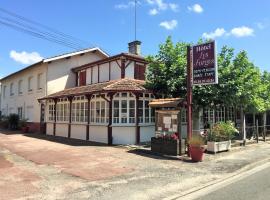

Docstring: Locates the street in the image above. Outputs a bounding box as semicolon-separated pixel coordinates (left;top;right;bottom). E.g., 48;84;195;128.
195;164;270;200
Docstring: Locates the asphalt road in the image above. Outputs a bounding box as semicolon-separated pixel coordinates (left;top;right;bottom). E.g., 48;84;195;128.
195;165;270;200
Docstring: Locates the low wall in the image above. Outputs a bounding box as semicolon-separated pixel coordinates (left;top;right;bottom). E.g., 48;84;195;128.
70;124;87;140
55;123;69;137
140;125;155;142
112;126;136;144
89;125;107;143
46;123;54;135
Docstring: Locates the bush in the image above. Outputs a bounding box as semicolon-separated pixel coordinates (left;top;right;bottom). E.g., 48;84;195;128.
8;114;20;130
208;121;238;142
0;116;9;129
18;118;28;129
188;135;205;147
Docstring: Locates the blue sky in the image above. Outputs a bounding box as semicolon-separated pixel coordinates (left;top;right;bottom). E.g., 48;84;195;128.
0;0;269;78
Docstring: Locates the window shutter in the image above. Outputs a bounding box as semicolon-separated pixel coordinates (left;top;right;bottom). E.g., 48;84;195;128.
134;64;146;80
79;71;86;86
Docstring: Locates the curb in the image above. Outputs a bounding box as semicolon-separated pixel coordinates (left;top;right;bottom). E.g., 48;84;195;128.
166;157;270;200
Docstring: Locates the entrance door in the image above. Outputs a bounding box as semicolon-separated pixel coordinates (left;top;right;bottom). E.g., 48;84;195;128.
40;103;46;134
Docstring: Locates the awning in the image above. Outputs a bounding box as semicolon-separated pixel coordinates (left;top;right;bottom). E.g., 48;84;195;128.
149;98;185;108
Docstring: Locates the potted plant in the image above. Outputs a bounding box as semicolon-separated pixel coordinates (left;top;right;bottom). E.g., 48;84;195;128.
188;135;205;162
19;119;29;133
207;121;238;153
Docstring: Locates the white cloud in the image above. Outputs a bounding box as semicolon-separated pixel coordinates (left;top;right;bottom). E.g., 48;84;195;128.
230;26;254;37
149;8;158;15
146;0;179;15
202;26;255;39
115;1;135;9
159;19;177;30
10;50;43;65
169;3;179;12
188;4;203;13
202;28;226;39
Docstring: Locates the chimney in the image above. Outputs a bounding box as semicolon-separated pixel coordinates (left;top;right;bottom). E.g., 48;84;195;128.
128;40;141;55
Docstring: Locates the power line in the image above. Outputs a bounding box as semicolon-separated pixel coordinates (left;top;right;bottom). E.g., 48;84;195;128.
0;7;93;50
0;16;85;49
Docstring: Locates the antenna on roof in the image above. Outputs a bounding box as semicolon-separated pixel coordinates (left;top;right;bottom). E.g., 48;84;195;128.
134;0;137;40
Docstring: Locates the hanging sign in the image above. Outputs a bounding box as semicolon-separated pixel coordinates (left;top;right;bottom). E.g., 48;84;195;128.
192;41;218;85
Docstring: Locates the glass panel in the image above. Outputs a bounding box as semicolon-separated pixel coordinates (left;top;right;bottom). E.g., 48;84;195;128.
121;100;127;123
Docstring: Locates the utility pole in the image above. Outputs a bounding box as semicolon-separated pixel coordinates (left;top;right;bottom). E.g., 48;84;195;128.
187;46;193;156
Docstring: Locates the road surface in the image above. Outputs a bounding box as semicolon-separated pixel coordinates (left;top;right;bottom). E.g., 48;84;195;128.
195;164;270;200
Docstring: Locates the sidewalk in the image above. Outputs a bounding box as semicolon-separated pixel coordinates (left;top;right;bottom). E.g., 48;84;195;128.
0;130;269;200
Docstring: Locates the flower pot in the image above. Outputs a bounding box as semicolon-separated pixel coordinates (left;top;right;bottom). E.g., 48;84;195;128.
189;145;205;162
207;140;231;153
21;126;29;133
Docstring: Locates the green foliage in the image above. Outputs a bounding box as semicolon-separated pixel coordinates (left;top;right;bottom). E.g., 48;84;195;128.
0;116;9;129
188;135;205;147
8;114;20;130
146;36;270;113
208;121;238;142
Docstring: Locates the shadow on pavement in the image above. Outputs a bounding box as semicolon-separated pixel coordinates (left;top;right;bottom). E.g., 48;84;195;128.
0;128;108;147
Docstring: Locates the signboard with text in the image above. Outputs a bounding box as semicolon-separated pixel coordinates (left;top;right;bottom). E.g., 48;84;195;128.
192;41;218;85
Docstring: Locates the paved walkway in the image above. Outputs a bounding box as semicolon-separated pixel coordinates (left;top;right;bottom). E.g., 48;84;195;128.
0;130;270;200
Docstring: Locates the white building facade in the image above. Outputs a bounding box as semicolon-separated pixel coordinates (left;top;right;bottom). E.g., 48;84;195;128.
0;48;108;132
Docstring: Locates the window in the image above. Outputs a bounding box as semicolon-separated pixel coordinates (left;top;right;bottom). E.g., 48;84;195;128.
204;109;215;124
18;80;23;94
28;76;33;91
37;73;43;90
181;108;187;123
71;96;88;123
26;106;34;122
134;64;146;80
113;100;119;123
216;107;225;122
79;70;86;86
10;83;14;96
112;93;154;124
3;85;6;98
91;95;108;124
18;107;23;119
56;98;70;122
48;100;55;121
138;93;155;124
227;107;235;122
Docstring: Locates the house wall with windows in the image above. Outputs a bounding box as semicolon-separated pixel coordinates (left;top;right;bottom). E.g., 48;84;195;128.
0;48;108;132
0;62;46;131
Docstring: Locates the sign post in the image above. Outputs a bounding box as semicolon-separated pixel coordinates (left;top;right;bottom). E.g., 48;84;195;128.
186;41;217;156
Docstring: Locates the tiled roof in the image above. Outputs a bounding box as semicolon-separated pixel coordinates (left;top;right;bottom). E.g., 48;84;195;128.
149;98;185;108
40;78;149;100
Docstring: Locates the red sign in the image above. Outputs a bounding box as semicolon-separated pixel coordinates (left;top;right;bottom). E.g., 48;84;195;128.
192;41;218;85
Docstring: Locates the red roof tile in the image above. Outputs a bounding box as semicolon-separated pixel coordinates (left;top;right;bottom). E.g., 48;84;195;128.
40;78;150;100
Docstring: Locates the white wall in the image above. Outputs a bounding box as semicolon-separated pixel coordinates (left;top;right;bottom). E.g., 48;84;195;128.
0;63;46;123
112;126;136;144
86;68;92;85
140;125;155;142
89;125;107;143
110;60;121;80
46;123;54;135
70;124;87;140
125;61;134;79
99;63;110;82
47;52;104;95
92;66;98;83
55;123;69;137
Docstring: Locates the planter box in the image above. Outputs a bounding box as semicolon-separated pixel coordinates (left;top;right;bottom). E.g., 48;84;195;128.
207;140;231;153
151;137;185;156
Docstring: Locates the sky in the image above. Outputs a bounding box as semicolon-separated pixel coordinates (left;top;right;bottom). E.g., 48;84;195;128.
0;0;270;78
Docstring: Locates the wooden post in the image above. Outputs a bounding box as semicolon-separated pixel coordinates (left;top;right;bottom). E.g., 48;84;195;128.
86;95;92;140
263;112;266;142
256;119;259;143
187;46;192;156
53;98;57;136
108;93;113;145
135;94;140;144
68;96;73;138
243;111;246;146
